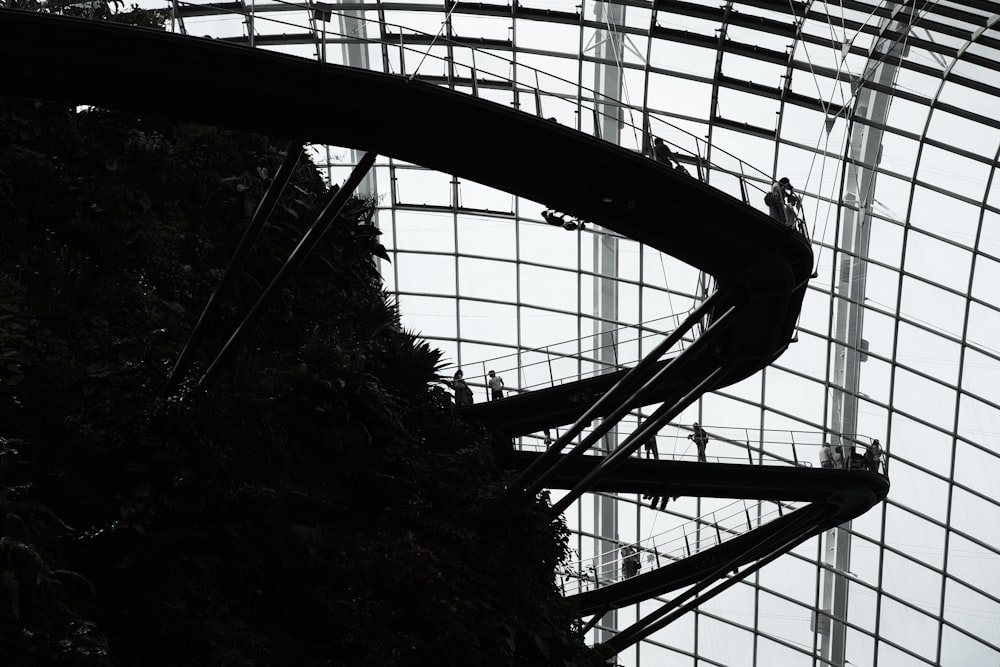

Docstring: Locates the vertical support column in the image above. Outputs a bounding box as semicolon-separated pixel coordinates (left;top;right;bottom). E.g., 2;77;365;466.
337;1;378;199
590;0;625;644
820;9;905;665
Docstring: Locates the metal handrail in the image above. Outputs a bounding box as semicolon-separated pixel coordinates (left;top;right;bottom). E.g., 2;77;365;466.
169;0;784;206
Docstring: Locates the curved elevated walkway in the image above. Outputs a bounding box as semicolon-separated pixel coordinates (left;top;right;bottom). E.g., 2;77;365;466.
0;10;884;635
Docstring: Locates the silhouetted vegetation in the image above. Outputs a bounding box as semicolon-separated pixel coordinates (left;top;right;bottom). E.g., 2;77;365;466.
0;98;601;665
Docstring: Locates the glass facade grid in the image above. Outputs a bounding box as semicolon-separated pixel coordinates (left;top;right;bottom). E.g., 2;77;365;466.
161;0;1000;662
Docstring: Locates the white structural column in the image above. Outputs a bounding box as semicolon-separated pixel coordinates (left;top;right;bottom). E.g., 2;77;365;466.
821;9;906;664
336;2;378;198
589;0;624;644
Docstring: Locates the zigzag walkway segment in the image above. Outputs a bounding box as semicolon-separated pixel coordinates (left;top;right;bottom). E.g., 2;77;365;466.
509;451;889;612
0;10;886;652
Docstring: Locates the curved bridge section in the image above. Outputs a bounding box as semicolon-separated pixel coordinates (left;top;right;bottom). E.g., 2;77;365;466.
0;10;885;648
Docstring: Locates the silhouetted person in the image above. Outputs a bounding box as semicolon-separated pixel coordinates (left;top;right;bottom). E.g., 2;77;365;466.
621;545;641;579
866;438;883;472
487;369;505;400
450;369;474;406
653;137;676;167
863;446;876;472
819;442;833;468
643;435;659;460
768;176;793;222
689;422;709;462
832;445;845;469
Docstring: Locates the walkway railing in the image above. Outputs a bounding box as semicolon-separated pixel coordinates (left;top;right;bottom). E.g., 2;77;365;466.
558;495;798;597
167;0;809;222
440;310;695;398
551;427;885;596
515;425;885;473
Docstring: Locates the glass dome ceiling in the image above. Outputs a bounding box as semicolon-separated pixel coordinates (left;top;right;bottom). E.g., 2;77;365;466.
155;0;1000;663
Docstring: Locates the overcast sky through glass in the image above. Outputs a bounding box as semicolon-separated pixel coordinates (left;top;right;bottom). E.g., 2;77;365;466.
147;0;1000;663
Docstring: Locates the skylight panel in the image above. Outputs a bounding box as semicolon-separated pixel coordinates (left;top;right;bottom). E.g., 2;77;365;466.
450;13;512;42
950;56;1000;94
899;273;967;340
917;140;993;203
645;74;713;132
886;97;932;137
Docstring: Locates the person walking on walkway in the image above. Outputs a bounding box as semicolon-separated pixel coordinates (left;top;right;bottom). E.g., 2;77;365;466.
819;442;833;468
643;435;660;460
450;369;474;406
689;422;709;463
621;545;641;579
487;370;505;401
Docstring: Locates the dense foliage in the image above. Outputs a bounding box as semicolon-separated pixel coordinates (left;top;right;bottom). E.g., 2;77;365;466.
0;100;601;666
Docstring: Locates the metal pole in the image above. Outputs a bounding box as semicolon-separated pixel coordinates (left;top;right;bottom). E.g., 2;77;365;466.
163;141;304;396
549;365;725;516
496;290;728;507
197;151;377;390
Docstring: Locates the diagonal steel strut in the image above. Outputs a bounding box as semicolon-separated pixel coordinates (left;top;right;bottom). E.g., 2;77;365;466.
598;503;825;657
530;298;743;512
494;288;731;509
197;151;377;390
163;140;305;396
548;363;727;517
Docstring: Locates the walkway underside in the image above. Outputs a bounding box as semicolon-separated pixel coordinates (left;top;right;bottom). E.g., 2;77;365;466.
571;503;826;616
505;452;889;616
505;451;889;515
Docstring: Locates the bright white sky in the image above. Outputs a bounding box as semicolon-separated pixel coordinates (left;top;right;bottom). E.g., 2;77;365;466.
136;0;1000;662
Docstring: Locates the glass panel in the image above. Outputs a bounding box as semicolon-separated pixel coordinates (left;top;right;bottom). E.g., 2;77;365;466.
866;217;905;271
877;595;940;663
903;229;972;292
970;253;1000;307
695;615;755;666
457;213;516;257
895;320;960;386
946;533;1000;605
457;256;518;301
398;294;457;339
891;366;956;432
953;439;1000;506
943;579;1000;651
966;301;1000;353
940;624;1000;667
950;487;1000;553
908;185;980;247
394;209;455;252
899;275;966;339
396;252;456;294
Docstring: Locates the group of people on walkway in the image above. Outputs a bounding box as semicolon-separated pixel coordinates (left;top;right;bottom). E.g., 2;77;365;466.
652;137;805;233
819;439;883;472
447;369;506;406
642;423;710;463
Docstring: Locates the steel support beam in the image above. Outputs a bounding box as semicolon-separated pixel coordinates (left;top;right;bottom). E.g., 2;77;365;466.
198;151;377;390
494;288;728;509
548;362;725;516
600;504;824;657
164;140;304;396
